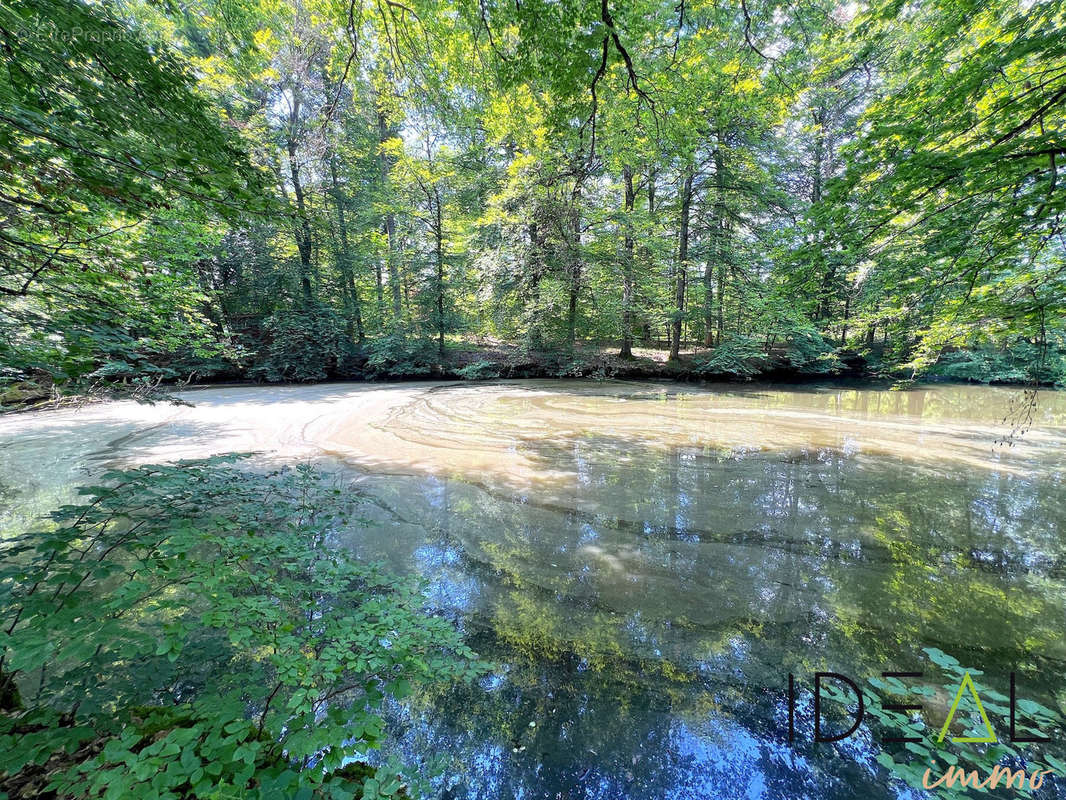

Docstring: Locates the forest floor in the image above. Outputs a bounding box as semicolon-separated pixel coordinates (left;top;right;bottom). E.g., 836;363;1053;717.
0;337;862;413
442;336;714;380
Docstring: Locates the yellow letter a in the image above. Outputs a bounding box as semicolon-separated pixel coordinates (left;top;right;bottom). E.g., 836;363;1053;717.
937;672;997;743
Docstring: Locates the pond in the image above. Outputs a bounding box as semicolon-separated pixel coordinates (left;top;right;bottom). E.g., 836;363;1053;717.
2;380;1064;798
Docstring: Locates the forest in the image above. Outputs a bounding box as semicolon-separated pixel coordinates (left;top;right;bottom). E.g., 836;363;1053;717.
0;0;1063;402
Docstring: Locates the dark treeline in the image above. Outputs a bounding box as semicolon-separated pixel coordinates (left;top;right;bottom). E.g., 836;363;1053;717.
1;0;1064;399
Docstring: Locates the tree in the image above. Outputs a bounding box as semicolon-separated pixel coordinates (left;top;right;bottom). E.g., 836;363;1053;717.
834;0;1066;375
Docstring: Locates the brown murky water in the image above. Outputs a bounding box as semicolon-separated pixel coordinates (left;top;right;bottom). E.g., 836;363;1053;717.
2;380;1065;798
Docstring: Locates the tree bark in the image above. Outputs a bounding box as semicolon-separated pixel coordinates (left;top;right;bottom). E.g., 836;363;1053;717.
567;187;582;353
286;95;314;304
840;293;850;346
812;107;825;205
434;187;445;356
378;109;402;321
328;153;364;342
619;165;636;359
812;105;833;324
716;254;726;345
641;169;656;345
526;219;543;348
704;147;726;347
670;168;694;360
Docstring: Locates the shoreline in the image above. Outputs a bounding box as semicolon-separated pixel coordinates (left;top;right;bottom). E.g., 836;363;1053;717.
2;370;1060;416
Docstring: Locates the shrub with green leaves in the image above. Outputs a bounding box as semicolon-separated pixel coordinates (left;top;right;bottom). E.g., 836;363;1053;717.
691;335;769;378
454;360;501;381
250;306;346;383
929;346;1066;387
363;334;438;379
778;326;843;374
0;456;486;798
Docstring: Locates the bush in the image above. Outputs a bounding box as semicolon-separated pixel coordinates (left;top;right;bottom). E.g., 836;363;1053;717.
0;457;486;798
929;346;1066;386
779;327;843;374
250;305;345;382
363;333;438;379
691;335;769;377
455;360;502;381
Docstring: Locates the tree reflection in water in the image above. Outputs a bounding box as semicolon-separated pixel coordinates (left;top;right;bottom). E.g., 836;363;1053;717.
349;436;1066;799
2;382;1062;797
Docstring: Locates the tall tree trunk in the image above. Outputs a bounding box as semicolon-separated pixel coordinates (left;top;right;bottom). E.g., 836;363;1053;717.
374;241;385;319
734;268;743;333
434;188;445;357
378;110;402;321
527;220;543;348
840;294;850;346
704;147;726;346
866;302;878;347
567;188;582;353
619;166;636;359
812;108;825;206
329;153;364;343
642;169;656;345
811;106;831;324
286;98;313;304
716;254;726;345
670;168;694;361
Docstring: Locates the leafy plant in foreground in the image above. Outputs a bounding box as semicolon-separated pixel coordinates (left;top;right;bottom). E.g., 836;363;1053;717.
0;456;486;798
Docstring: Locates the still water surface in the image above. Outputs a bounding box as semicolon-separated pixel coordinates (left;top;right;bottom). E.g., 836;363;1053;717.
2;380;1065;798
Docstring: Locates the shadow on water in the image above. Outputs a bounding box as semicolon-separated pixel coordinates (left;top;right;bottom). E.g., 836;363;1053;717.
429;377;1066;423
342;432;1066;799
0;415;237;536
2;381;1064;798
176;381;391;406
